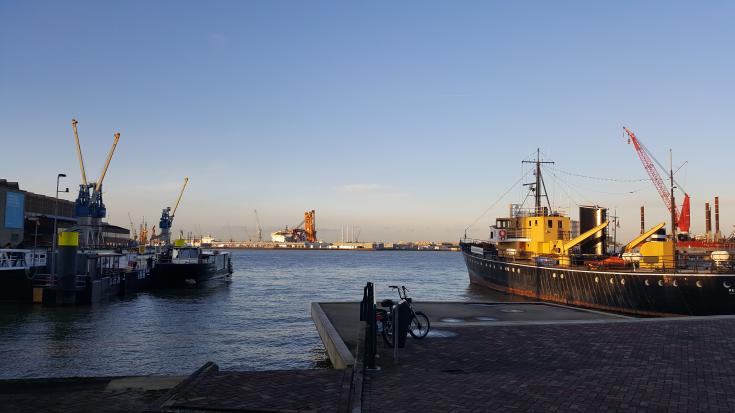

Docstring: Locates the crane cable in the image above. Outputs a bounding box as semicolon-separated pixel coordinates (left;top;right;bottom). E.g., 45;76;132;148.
464;169;533;234
547;165;651;183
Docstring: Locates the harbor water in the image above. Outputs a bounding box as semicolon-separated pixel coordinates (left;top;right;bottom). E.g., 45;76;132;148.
0;250;514;379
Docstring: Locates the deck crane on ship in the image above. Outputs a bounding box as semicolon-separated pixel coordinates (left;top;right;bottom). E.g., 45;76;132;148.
70;119;121;248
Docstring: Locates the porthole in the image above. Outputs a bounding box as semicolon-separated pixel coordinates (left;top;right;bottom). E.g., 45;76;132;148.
560;273;564;279
673;280;678;287
724;281;732;289
645;279;650;286
594;277;599;283
658;280;664;287
620;279;625;285
609;278;614;284
696;281;703;288
552;273;557;278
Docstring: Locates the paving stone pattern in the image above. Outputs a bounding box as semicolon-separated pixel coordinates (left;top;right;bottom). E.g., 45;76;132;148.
364;318;735;412
0;385;169;413
163;368;352;412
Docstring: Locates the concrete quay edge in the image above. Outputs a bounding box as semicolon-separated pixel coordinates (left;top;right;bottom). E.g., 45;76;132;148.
311;302;355;369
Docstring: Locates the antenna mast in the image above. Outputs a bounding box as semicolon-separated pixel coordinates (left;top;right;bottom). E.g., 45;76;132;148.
522;148;554;216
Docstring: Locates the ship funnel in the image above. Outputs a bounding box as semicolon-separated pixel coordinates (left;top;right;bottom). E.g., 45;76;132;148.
715;196;721;242
579;206;607;255
705;202;712;241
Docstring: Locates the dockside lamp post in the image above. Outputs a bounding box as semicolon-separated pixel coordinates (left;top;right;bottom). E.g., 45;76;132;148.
52;173;68;278
29;217;39;271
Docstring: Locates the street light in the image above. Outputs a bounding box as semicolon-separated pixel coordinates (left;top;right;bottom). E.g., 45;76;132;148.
51;173;68;277
28;216;40;272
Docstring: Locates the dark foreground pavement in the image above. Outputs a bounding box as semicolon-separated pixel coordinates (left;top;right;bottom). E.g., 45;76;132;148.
8;303;735;412
1;365;352;413
363;317;735;412
0;376;180;413
155;362;352;412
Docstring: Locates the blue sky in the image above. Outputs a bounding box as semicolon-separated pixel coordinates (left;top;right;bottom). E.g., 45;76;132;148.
1;1;734;242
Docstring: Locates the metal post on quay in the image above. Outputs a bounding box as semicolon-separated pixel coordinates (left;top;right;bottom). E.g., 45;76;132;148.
360;282;377;370
52;173;69;282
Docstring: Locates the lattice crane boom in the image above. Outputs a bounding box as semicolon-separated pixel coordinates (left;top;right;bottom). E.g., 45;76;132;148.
71;119;88;186
623;127;674;214
171;177;189;218
623;127;690;233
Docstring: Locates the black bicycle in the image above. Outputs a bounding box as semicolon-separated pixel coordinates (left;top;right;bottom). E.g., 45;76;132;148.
375;285;430;347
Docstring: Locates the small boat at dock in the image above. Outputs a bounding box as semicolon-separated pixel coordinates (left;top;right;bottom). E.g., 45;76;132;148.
150;244;232;289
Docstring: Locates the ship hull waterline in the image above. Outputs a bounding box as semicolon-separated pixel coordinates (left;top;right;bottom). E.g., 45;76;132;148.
462;249;735;317
150;263;231;289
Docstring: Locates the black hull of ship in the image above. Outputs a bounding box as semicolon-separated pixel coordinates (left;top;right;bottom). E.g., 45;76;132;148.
462;245;735;316
150;263;231;289
0;269;33;301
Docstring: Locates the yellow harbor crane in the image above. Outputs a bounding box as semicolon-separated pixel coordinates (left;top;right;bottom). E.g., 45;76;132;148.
157;177;189;245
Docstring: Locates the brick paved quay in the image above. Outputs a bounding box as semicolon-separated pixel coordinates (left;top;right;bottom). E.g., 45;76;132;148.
7;303;735;412
0;376;181;413
155;362;352;412
363;317;735;412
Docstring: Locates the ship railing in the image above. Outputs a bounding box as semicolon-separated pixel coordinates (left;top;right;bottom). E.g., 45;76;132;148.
548;254;735;274
31;274;88;289
0;249;47;271
510;207;566;218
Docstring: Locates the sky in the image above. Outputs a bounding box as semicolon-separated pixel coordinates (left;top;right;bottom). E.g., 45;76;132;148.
1;1;734;243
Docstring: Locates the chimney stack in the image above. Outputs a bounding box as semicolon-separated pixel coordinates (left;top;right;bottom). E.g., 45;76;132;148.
715;196;721;241
640;206;645;234
706;202;712;241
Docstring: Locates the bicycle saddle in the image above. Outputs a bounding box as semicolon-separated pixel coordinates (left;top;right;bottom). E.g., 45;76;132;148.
380;299;394;308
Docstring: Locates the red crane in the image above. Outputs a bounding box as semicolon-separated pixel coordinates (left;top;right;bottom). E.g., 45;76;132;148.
623;127;690;233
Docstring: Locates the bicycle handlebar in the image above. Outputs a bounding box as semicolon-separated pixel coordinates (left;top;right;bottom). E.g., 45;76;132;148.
388;285;410;299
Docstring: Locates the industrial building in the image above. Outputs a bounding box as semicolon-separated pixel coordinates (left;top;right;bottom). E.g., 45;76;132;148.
0;179;129;248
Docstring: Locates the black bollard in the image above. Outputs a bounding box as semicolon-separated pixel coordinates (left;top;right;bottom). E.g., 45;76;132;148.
361;282;377;370
57;232;79;291
394;300;412;348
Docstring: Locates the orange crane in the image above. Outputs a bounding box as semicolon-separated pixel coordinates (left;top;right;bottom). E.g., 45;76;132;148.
623;127;690;233
304;210;317;243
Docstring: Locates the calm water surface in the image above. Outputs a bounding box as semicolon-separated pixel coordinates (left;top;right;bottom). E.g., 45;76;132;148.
0;250;508;379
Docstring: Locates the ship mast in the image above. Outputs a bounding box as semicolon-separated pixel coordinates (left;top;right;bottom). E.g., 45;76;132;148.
669;149;677;271
523;149;554;216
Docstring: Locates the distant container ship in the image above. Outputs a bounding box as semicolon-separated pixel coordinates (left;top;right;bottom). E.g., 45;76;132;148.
461;150;735;316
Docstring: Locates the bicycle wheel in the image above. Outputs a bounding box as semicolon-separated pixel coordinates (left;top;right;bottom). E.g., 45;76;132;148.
409;311;430;339
381;317;394;348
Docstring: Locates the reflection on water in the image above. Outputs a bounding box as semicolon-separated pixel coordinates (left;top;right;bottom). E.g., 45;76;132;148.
0;250;507;378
